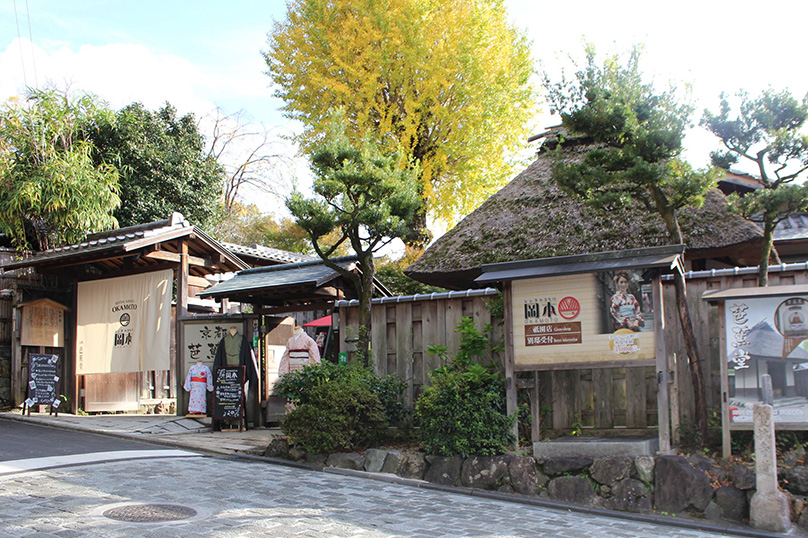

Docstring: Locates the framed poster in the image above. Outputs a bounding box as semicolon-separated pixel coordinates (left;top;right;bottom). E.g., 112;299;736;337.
724;294;808;425
513;271;656;368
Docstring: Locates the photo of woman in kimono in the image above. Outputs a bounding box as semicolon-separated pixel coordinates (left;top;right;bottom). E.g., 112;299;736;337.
609;270;644;331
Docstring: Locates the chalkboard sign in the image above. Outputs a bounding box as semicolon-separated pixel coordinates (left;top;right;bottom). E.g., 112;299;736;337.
24;354;61;416
212;366;245;431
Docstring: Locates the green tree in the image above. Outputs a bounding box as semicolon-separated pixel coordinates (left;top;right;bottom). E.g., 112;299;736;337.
215;202;352;256
544;46;716;440
0;88;120;251
286;109;421;362
375;248;447;296
265;0;535;244
91;102;224;229
702;89;808;286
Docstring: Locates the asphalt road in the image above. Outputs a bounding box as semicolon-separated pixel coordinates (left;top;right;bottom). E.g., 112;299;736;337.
0;418;169;461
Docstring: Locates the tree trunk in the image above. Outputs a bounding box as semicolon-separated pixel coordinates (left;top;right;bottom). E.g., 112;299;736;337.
403;205;432;249
356;256;375;366
673;269;707;442
758;218;777;287
654;196;707;443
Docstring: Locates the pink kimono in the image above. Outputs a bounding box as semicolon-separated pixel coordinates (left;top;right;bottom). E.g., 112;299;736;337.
279;330;321;375
184;362;213;413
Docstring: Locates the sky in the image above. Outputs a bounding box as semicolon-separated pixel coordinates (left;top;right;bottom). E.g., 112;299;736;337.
2;0;807;218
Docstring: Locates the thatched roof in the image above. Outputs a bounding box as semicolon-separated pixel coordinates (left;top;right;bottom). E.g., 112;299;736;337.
406;133;764;290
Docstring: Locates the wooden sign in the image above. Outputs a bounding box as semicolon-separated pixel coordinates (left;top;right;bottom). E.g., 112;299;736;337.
512;272;655;368
23;354;61;416
212;366;245;431
20;299;68;347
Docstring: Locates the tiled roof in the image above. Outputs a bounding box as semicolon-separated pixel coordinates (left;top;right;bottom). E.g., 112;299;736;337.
197;256;358;298
0;213;248;274
220;242;317;265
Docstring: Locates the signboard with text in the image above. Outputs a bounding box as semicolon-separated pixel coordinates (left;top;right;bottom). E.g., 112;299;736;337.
512;272;656;368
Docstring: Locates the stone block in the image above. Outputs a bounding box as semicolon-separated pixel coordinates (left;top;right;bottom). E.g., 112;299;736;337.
363;448;388;473
461;455;511;489
654;455;714;513
509;456;547;496
424;455;463;486
590;457;633;486
542;457;592;476
547;476;597;506
326;452;364;470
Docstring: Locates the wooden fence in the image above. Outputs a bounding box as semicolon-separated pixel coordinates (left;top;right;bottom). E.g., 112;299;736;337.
338;289;503;407
338;264;808;439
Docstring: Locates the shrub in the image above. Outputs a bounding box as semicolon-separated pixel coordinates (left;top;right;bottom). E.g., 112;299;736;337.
273;361;407;425
281;373;388;453
415;317;514;457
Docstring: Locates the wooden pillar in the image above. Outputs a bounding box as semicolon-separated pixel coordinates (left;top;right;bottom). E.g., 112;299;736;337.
653;274;671;452
503;281;518;445
175;241;189;415
717;301;731;458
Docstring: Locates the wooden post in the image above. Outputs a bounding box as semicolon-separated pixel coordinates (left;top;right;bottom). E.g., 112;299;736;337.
717;301;731;458
530;371;541;443
503;281;518;446
175;240;189;415
653;274;671;452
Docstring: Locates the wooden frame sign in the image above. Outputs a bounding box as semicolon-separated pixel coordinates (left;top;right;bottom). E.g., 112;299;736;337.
23;354;61;416
212;366;246;432
512;271;656;369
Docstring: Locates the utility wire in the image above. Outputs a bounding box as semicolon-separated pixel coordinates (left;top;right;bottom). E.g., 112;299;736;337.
13;0;28;88
26;0;39;88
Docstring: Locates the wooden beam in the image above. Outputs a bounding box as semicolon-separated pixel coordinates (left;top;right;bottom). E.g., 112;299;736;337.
187;275;211;288
256;301;335;315
143;250;218;270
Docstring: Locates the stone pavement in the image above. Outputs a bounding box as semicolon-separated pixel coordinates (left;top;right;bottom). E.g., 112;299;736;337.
0;454;782;538
1;410;806;538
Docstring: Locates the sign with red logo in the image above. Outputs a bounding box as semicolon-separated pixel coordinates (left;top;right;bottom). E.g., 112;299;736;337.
558;296;580;320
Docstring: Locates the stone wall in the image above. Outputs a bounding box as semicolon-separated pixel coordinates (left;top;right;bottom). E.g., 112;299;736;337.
264;438;808;531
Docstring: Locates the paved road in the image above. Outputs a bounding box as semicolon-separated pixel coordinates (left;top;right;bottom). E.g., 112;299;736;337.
0;419;200;476
0;419;175;461
0;455;761;538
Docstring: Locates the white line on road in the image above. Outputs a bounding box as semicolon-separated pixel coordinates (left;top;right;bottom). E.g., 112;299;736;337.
0;450;203;476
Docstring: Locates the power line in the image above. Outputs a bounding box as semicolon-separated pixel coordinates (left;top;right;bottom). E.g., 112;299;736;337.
25;0;39;88
13;0;28;88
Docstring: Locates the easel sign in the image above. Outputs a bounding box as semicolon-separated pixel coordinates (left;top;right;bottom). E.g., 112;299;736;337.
23;354;61;416
212;366;246;432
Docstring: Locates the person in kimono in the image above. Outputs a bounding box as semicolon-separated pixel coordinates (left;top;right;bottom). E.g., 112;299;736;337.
184;360;213;415
279;325;321;375
609;270;644;331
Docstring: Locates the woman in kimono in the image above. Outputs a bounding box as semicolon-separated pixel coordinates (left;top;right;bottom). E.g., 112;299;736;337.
609;271;644;331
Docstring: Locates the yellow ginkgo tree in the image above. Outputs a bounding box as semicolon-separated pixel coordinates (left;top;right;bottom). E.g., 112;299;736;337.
265;0;536;245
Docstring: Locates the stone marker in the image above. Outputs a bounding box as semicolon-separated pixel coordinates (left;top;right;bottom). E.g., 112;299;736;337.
749;403;791;532
761;374;774;406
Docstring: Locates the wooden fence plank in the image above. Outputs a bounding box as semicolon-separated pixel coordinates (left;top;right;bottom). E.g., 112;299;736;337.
625;367;647;428
395;303;414;407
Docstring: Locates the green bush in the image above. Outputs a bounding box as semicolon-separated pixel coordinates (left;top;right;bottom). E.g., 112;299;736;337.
273;361;408;425
415;317;514;457
281;373;388;453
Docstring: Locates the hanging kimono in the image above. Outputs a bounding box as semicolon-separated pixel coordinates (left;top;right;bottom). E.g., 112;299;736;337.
184;362;214;414
279;328;321;375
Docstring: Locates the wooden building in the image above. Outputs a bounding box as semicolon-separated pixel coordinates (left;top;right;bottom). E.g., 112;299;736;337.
0;213;248;414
